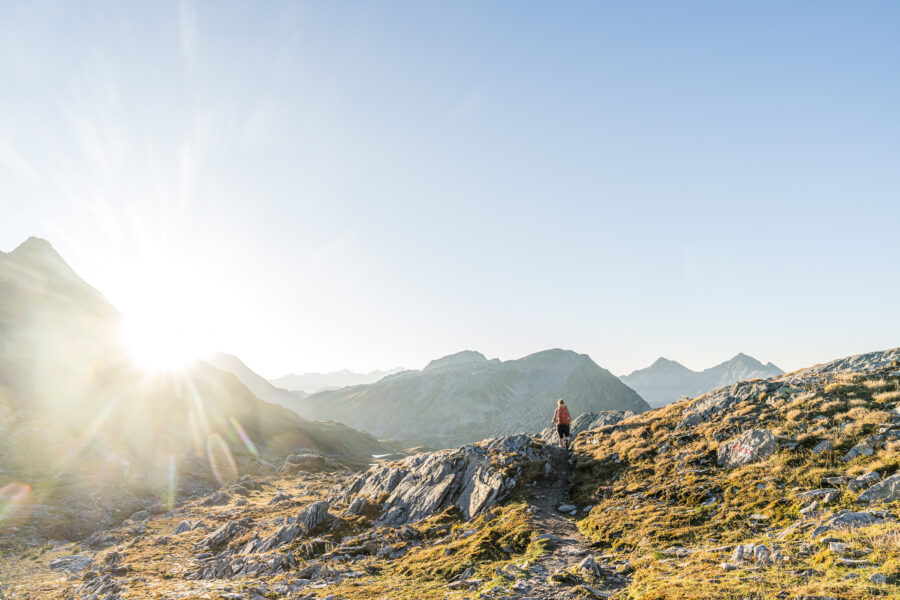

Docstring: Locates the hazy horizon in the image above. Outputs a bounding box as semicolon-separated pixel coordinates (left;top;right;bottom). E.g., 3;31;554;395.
2;2;898;377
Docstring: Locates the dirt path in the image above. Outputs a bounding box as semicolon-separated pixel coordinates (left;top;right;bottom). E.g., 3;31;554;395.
512;446;627;599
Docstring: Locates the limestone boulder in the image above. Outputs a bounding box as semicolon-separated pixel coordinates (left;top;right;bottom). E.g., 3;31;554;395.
716;429;777;468
857;473;900;504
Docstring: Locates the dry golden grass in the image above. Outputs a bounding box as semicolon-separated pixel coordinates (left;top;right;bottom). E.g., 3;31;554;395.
874;390;900;403
863;378;894;390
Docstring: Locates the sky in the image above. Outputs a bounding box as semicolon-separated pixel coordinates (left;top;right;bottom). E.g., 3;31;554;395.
0;1;898;378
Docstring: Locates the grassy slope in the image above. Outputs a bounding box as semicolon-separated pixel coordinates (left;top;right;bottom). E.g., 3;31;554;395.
571;366;900;599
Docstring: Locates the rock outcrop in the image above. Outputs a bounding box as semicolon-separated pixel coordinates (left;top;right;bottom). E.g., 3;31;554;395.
678;381;776;429
344;434;564;525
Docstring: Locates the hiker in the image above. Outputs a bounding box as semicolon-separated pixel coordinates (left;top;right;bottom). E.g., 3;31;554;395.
552;398;572;449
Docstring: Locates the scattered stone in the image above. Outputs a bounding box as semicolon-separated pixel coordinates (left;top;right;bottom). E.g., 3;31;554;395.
269;490;292;505
731;543;785;566
174;520;194;535
835;558;872;567
870;573;888;584
201;491;230;506
717;429;777;468
129;509;150;522
200;520;241;551
857;473;900;504
48;555;93;573
796;489;841;504
810;510;888;539
812;440;834;455
822;476;851;486
842;440;874;462
848;471;881;492
581;585;612;598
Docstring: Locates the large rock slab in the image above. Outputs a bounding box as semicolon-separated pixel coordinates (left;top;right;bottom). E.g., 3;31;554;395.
857;473;900;504
717;429;777;468
810;510;890;538
678;381;775;429
345;434;563;526
48;555;93;573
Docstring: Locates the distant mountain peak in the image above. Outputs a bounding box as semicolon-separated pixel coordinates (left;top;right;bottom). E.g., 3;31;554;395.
6;236;69;269
12;236;55;252
1;236;118;318
621;353;784;407
424;350;488;371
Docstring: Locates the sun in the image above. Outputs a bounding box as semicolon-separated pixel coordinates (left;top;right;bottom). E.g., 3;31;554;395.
122;298;203;371
111;248;222;372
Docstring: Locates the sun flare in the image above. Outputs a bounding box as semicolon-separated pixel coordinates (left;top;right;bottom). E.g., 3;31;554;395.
122;297;204;371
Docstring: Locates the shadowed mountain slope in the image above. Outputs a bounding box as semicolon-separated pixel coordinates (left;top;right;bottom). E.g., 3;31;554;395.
0;238;395;539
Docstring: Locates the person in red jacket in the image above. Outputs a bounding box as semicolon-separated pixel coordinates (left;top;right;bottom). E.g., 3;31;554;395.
552;398;572;449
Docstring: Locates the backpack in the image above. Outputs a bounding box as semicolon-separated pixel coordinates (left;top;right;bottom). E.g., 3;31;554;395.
557;406;571;425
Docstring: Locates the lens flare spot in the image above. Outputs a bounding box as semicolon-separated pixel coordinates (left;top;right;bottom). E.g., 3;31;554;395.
161;453;177;511
206;434;238;485
0;483;33;529
229;417;258;457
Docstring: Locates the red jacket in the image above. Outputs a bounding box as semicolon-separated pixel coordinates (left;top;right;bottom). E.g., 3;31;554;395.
554;405;571;426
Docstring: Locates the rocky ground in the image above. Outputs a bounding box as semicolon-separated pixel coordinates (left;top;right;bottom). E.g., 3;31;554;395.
0;435;627;600
2;347;900;599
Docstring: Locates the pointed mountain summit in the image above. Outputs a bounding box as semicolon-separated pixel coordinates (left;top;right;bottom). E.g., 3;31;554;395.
0;236;119;319
424;350;496;371
621;353;783;407
292;348;649;448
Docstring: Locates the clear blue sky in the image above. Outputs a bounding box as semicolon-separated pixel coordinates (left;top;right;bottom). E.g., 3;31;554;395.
1;1;898;377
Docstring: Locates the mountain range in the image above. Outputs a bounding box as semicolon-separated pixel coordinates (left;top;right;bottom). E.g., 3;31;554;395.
291;349;650;448
7;343;899;600
271;368;406;394
620;353;783;407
